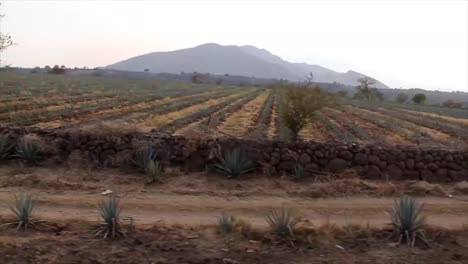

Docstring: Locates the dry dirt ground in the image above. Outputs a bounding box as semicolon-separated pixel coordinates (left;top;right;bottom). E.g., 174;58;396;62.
1;165;468;263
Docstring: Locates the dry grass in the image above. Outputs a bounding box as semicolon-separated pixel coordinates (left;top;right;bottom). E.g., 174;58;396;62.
401;109;468;127
218;91;270;136
139;94;238;131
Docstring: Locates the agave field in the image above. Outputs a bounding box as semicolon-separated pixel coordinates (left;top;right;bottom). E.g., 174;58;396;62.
1;72;468;149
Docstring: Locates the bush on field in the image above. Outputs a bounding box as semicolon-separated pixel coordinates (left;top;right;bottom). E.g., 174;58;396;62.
280;84;334;141
412;93;426;105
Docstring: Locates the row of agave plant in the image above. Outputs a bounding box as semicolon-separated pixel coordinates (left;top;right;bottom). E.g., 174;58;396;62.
1;193;426;247
218;196;427;247
0;135;41;164
132;145;256;182
2;192;125;239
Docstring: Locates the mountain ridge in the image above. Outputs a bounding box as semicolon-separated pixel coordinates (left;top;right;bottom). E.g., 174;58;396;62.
107;43;389;88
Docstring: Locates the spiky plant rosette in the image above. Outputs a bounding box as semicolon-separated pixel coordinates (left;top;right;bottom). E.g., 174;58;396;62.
15;138;40;164
4;193;37;231
0;135;14;160
132;145;158;172
215;148;254;178
145;159;162;183
217;212;235;235
265;208;299;238
390;196;426;247
95;195;125;239
293;164;305;180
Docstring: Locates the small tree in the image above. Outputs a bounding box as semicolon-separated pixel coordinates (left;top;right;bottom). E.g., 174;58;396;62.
48;65;66;75
144;68;149;72
354;77;382;101
280;84;334;141
395;93;409;104
304;72;314;87
30;66;41;73
0;2;15;67
412;93;426;104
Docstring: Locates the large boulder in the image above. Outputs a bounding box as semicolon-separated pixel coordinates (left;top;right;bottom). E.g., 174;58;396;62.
328;158;348;173
354;153;368;165
386;164;403;180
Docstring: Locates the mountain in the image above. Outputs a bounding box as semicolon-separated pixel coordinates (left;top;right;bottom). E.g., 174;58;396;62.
107;43;389;88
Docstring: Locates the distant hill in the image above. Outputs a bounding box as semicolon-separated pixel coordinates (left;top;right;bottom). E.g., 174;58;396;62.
107;43;389;88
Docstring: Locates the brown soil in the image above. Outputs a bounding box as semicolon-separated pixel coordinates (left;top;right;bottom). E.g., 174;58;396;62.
0;166;467;229
333;107;412;145
218;92;270;136
138;94;240;132
1;165;468;263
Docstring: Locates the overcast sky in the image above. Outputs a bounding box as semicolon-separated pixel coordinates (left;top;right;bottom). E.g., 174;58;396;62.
1;0;467;91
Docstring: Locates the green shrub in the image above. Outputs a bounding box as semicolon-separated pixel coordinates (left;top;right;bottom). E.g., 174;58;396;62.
215;148;254;178
293;164;306;180
145;159;162;183
217;212;235;235
390;196;426;247
15;138;40;164
0;135;14;160
95;195;125;239
132;145;157;172
280;85;334;141
9;193;36;231
265;208;298;238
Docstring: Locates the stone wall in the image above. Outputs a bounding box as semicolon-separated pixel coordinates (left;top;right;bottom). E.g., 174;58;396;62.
1;127;467;182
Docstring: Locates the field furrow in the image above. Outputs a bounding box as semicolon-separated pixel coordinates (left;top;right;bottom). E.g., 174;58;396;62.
398;109;468;128
58;89;226;128
137;92;245;132
376;107;468;141
217;91;270;137
314;112;355;142
244;92;275;140
350;104;466;148
333;106;413;146
174;90;263;136
266;96;279;140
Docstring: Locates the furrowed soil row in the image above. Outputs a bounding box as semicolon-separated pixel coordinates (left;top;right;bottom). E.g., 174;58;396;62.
243;92;275;139
331;107;413;146
123;89;244;126
217;91;270;137
1;94;119;123
160;90;261;134
0;92;116;115
174;90;263;136
398;109;468;128
63;88;227;128
137;92;245;131
31;87;231;129
321;108;378;144
349;104;466;148
315;112;355;142
369;106;468;141
266;95;279;140
337;105;414;145
381;101;468;119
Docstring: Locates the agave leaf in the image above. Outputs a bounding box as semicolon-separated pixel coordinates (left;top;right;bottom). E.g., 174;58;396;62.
14;139;40;164
0;135;14;159
390;196;425;246
265;208;297;238
215;148;254;178
9;193;36;231
132;145;158;171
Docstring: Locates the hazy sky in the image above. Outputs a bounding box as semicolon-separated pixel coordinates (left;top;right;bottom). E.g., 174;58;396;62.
1;0;467;91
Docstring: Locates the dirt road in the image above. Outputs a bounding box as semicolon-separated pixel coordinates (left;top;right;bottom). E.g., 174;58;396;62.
1;188;467;229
